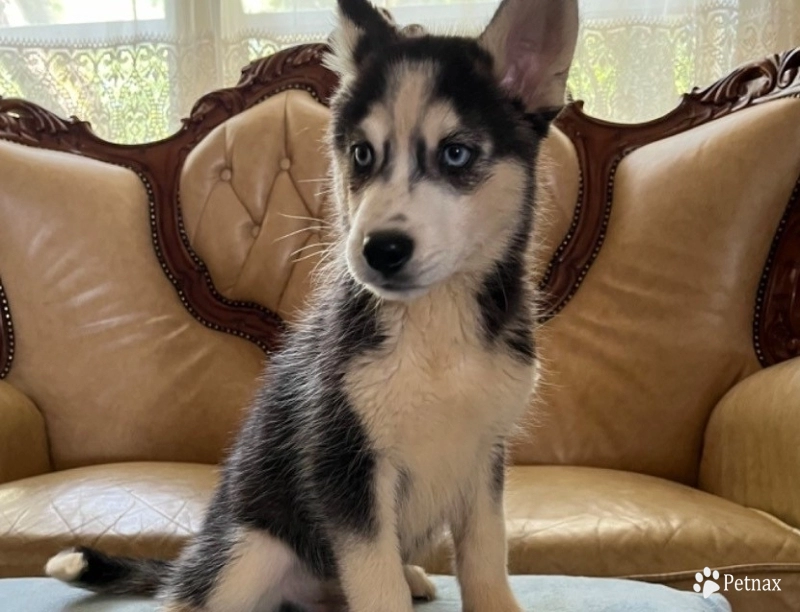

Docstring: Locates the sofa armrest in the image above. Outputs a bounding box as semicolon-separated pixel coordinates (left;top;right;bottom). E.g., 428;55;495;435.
0;381;51;483
699;358;800;528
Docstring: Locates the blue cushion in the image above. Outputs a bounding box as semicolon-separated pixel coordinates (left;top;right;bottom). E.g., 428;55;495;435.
0;576;730;611
421;576;731;612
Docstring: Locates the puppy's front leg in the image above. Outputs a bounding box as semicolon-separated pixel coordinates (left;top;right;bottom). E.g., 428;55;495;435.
336;460;413;612
452;444;522;612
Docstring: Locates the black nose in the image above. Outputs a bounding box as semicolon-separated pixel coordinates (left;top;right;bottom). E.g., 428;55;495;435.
363;231;414;277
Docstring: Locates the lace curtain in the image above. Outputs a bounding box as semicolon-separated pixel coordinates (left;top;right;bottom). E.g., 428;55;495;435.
1;0;798;143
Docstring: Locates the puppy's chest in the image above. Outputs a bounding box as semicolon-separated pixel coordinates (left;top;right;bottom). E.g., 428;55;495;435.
344;297;534;467
353;333;521;548
343;297;534;551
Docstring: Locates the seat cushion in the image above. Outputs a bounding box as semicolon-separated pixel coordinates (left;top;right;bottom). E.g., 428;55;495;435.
420;466;800;611
0;576;731;612
3;463;799;610
501;466;800;576
0;462;214;577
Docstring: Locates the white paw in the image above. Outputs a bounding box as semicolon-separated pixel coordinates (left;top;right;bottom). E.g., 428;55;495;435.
404;565;436;601
45;549;87;582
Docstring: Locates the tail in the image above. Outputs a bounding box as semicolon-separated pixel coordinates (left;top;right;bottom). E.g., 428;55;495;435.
45;547;172;595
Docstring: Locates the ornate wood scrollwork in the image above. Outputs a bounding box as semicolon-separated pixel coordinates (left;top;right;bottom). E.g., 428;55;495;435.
546;48;800;367
0;43;337;377
1;44;798;376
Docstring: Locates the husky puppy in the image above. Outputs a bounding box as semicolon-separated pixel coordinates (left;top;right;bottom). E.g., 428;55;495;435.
45;1;578;610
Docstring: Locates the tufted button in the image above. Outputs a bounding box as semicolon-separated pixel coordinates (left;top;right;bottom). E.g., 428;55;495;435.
220;168;232;181
251;224;261;238
279;158;291;171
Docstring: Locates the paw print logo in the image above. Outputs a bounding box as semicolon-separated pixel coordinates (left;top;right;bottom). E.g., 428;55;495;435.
693;567;721;599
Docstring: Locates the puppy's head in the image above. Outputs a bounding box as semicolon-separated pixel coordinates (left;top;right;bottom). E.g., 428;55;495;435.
326;0;578;301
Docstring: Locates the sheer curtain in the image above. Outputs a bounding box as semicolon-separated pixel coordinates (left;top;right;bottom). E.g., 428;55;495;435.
0;0;798;143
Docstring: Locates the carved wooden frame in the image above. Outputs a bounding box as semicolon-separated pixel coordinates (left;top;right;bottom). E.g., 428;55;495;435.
0;44;798;377
546;48;800;366
0;43;338;378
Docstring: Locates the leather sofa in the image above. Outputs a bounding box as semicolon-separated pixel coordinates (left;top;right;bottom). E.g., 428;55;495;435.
1;44;799;612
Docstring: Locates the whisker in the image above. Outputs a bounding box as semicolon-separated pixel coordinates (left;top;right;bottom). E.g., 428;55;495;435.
292;249;330;264
277;213;332;225
273;226;327;244
290;242;334;258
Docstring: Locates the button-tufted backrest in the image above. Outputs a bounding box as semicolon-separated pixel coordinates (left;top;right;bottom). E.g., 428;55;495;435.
180;90;333;323
1;44;798;486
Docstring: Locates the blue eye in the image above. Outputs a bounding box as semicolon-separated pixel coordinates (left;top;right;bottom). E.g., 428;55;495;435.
352;143;374;169
441;144;474;169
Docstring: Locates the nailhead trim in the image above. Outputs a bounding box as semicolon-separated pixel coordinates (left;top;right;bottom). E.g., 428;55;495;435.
0;136;282;366
0;133;28;379
256;84;321;105
538;169;585;291
133;64;334;354
753;177;800;366
540;148;800;367
0;281;13;379
539;154;624;320
136;169;284;355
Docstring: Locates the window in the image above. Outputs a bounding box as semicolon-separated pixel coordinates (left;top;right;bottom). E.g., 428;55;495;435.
1;0;797;143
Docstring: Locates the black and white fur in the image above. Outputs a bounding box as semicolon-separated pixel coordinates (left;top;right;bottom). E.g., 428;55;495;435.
46;1;579;610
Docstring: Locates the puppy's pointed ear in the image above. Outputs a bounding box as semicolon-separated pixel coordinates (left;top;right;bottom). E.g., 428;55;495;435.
479;0;579;115
326;0;397;79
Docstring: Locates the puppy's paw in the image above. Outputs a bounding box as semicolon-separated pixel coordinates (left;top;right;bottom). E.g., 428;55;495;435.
403;565;436;601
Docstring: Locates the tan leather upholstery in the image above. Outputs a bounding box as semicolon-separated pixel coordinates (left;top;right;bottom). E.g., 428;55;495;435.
503;467;800;577
180;90;333;324
0;141;265;470
700;357;800;529
515;99;800;486
0;463;213;577
0;381;50;484
421;467;800;612
9;464;798;584
1;59;799;611
419;466;800;576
